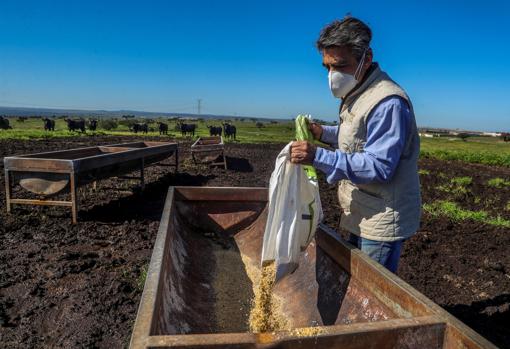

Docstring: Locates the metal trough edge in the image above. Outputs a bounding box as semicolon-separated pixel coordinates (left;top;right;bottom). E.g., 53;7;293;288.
130;187;499;349
317;224;498;349
144;316;446;348
130;187;176;349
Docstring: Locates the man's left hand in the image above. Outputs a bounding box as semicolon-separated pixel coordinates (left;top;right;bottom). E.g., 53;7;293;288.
290;141;317;165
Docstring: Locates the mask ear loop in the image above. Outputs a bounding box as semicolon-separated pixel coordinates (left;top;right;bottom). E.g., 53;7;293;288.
354;48;368;80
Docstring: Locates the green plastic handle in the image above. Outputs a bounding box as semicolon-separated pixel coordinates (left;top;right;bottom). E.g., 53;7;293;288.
295;114;318;181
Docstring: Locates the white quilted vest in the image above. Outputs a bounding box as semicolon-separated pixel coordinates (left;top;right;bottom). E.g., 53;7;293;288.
337;64;421;241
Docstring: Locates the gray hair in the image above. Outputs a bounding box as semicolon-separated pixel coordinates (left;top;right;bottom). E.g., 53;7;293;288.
316;16;372;61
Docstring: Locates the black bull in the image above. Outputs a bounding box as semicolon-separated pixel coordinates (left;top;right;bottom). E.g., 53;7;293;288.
158;122;168;135
43;118;55;131
131;123;148;134
223;123;236;140
0;117;12;130
207;126;222;136
65;119;86;132
179;123;196;137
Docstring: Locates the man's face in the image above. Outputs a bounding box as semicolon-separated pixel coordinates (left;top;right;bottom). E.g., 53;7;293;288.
322;46;372;80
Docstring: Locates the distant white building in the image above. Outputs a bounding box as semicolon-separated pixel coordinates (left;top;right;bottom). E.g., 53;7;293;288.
482;132;502;137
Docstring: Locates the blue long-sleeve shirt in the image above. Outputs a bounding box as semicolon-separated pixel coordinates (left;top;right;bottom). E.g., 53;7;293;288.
313;96;411;184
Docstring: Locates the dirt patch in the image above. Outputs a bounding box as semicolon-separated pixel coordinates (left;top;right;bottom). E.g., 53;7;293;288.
0;136;508;348
419;157;510;220
399;158;510;348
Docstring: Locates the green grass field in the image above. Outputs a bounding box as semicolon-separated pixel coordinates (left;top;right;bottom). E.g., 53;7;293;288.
0;117;296;143
420;136;510;167
1;117;509;167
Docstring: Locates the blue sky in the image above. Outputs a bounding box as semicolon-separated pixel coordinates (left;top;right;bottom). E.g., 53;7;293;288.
0;0;509;131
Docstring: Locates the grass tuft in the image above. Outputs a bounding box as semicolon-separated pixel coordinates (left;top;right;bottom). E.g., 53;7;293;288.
437;176;472;196
487;177;510;188
423;200;510;228
137;264;148;292
450;176;472;186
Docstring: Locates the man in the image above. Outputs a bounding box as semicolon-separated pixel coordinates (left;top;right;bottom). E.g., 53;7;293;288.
290;17;421;273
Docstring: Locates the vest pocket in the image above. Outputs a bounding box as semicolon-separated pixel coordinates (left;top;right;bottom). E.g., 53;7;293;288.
338;181;386;213
352;189;386;212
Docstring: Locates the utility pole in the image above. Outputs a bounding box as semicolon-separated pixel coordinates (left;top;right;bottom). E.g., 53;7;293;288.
197;99;202;116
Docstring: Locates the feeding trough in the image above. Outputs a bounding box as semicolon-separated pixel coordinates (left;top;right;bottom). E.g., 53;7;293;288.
191;136;227;169
3;141;178;223
130;186;497;349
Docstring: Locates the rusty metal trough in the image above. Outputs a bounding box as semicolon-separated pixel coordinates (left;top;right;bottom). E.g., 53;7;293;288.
3;141;178;223
130;187;497;349
191;136;227;169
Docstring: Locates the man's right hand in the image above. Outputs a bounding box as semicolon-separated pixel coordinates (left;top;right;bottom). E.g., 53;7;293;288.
308;122;323;141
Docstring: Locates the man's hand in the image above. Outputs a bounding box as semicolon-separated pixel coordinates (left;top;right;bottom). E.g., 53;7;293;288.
308;122;323;141
290;141;317;165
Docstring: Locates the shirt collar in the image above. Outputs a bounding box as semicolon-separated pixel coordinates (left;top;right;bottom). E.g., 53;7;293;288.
343;63;381;103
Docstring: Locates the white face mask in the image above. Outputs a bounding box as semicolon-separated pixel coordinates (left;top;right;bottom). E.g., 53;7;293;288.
328;50;367;99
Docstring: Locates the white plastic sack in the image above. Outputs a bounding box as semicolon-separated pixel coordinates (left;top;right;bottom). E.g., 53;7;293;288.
261;142;323;283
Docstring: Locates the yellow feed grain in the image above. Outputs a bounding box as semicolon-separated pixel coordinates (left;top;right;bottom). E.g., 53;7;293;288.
248;261;288;332
290;326;325;337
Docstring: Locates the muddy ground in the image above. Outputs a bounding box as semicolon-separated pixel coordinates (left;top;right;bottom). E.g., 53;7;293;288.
0;136;509;348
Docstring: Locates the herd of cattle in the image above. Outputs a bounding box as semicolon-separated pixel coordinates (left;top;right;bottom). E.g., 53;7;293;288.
206;123;236;139
42;118;96;132
128;121;235;139
0;115;238;139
